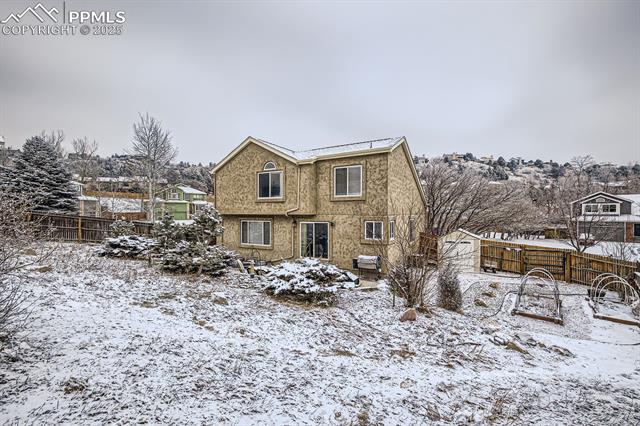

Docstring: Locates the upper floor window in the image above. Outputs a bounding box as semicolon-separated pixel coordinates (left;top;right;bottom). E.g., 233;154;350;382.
334;165;362;197
263;161;276;171
389;220;396;240
257;170;282;198
583;203;618;215
168;190;180;200
364;221;383;240
409;218;416;241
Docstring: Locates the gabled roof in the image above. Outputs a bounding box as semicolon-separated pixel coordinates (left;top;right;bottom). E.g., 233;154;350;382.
212;135;427;207
256;137;404;161
212;136;405;172
571;191;635;205
175;185;206;195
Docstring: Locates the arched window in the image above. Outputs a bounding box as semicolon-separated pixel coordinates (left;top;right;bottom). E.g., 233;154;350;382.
263;161;276;171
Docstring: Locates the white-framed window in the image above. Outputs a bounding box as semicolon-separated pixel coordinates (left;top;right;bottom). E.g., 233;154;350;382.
583;204;599;214
257;171;282;199
364;221;383;240
409;218;416;241
168;190;180;200
389;220;396;240
263;161;276;171
241;220;271;246
334;165;362;197
582;203;619;215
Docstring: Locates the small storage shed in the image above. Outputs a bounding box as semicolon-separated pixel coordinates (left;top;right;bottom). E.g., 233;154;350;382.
439;229;481;273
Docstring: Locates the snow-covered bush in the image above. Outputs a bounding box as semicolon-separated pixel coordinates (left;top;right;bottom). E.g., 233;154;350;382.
97;235;157;259
108;220;135;237
152;214;185;250
438;261;463;312
185;205;223;245
260;258;358;306
160;241;236;276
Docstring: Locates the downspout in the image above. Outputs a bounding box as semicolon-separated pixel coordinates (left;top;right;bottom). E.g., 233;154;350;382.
274;165;301;262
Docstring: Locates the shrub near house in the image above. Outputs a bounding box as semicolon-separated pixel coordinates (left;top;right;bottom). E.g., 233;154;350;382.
212;136;426;271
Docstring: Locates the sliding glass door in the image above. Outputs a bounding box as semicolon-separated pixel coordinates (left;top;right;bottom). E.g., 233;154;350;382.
300;222;329;259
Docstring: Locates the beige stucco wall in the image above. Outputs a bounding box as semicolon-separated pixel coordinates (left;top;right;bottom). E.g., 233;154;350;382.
215;143;302;215
386;145;427;265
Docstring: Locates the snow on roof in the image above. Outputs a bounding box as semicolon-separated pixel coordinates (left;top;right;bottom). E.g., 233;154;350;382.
176;185;206;195
255;137;404;161
622;194;640;216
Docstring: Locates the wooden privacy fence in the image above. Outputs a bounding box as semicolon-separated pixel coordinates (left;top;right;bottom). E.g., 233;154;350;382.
481;240;640;286
28;212;153;243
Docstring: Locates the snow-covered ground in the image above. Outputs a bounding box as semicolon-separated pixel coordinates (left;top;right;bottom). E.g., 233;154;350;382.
99;197;144;213
489;237;640;262
1;244;639;424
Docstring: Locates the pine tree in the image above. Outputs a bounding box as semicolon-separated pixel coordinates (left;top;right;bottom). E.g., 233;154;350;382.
5;136;77;212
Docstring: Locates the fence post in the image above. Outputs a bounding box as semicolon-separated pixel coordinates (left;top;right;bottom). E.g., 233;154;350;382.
519;246;526;275
564;251;571;283
77;216;82;243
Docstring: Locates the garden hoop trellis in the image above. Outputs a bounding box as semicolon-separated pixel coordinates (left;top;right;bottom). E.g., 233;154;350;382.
588;273;640;327
511;267;563;325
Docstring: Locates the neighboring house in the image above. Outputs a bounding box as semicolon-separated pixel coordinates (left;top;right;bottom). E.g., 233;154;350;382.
71;181;101;217
0;135;20;167
572;191;640;242
212;136;427;271
86;176;169;193
160;185;208;220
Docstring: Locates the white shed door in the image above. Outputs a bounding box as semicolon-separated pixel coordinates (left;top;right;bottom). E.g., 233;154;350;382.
443;240;474;273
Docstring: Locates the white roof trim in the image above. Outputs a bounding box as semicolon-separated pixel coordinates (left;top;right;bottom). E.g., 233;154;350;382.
572;191;633;205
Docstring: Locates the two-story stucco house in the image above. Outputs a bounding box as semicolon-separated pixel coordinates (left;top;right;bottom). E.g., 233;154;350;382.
212;136;427;271
572;191;640;242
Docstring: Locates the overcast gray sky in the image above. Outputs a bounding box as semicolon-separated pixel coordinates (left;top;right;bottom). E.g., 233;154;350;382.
1;0;638;164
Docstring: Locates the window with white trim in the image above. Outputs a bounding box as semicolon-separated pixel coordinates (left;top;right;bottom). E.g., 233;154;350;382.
334;165;362;197
168;190;180;200
241;220;271;246
257;171;282;198
583;203;619;215
583;204;599;214
364;221;383;240
263;161;276;171
409;218;416;241
389;220;396;240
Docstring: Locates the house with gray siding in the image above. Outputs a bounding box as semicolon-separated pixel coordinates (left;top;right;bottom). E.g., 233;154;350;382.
572;191;640;242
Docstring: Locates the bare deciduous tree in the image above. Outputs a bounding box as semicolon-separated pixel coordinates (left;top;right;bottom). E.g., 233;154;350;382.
130;113;177;222
71;137;99;184
545;172;609;252
0;191;53;339
420;160;537;237
41;130;66;158
372;197;468;310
